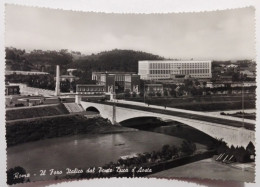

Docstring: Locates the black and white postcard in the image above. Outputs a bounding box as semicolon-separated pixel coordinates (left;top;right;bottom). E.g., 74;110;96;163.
2;1;258;186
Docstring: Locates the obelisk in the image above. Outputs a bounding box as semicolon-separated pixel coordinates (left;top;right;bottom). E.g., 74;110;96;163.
55;65;60;96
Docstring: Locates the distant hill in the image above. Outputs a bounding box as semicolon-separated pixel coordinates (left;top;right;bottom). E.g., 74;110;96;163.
5;48;73;74
67;49;165;73
5;48;164;74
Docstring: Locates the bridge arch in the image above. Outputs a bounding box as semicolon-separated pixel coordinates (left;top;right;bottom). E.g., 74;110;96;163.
120;116;162;127
86;106;100;114
120;116;218;145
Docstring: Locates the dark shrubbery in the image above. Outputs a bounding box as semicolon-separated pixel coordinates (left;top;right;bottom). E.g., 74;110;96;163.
6;115;113;147
181;140;197;155
14;103;25;107
214;139;255;163
7;166;29;185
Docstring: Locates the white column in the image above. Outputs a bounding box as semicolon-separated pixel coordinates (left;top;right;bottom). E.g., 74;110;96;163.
75;94;81;104
55;65;60;96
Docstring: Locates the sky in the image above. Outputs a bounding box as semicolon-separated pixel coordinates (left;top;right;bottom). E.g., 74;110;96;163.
5;4;255;60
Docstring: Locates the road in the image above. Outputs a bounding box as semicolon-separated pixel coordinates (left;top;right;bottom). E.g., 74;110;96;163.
101;99;255;130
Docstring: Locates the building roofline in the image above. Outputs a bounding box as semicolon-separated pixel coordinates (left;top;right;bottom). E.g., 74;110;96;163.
138;60;212;63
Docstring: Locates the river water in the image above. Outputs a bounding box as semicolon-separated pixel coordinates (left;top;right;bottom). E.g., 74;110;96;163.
7;129;206;181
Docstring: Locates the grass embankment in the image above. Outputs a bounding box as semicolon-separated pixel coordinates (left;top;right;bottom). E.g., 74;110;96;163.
6;104;69;121
125;95;255;111
6;115;129;147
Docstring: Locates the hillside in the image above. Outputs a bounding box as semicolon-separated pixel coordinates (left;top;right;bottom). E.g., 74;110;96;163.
5;48;164;75
67;49;164;73
5;48;73;74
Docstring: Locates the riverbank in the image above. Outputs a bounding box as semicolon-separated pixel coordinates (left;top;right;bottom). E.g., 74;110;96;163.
149;158;255;182
6;115;134;147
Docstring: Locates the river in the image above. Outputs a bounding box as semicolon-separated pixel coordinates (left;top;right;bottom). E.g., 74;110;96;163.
7;128;206;182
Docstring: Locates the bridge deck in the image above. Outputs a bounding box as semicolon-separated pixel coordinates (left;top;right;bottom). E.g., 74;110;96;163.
96;101;255;131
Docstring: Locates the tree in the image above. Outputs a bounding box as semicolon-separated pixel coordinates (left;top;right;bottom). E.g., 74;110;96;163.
181;140;196;155
195;80;200;86
184;79;193;87
233;146;250;163
162;144;171;155
124;89;131;98
246;141;255;156
7;166;28;185
163;90;168;96
169;89;176;97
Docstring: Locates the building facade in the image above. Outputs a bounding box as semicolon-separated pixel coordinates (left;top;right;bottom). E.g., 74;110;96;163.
92;72;140;93
138;60;212;80
76;84;106;95
145;84;164;94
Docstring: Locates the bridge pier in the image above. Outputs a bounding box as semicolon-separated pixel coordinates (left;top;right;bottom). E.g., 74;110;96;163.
112;103;116;124
75;95;82;104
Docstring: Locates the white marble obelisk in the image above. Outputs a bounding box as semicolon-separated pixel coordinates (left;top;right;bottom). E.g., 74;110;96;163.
55;65;60;96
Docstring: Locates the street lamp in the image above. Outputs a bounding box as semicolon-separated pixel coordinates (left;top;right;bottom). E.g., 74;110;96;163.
242;81;244;128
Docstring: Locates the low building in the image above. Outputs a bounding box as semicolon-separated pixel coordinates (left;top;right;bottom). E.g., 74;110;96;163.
92;71;140;93
76;84;106;95
75;84;107;103
5;85;20;95
231;82;256;88
240;70;255;79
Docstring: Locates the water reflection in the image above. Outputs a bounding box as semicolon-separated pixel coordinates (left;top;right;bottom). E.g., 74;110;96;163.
8;130;202;181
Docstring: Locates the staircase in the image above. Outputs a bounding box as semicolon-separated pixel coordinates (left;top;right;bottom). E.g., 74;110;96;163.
63;103;85;113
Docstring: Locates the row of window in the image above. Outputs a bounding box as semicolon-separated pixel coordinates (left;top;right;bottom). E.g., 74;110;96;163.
148;75;170;78
148;74;211;78
148;63;210;69
149;69;210;74
77;87;105;92
115;75;126;81
78;92;104;95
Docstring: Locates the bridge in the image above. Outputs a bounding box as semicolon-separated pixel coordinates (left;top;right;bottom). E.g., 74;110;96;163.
79;100;255;148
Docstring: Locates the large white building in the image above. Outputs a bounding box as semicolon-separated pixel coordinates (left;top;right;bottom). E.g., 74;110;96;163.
138;60;212;80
